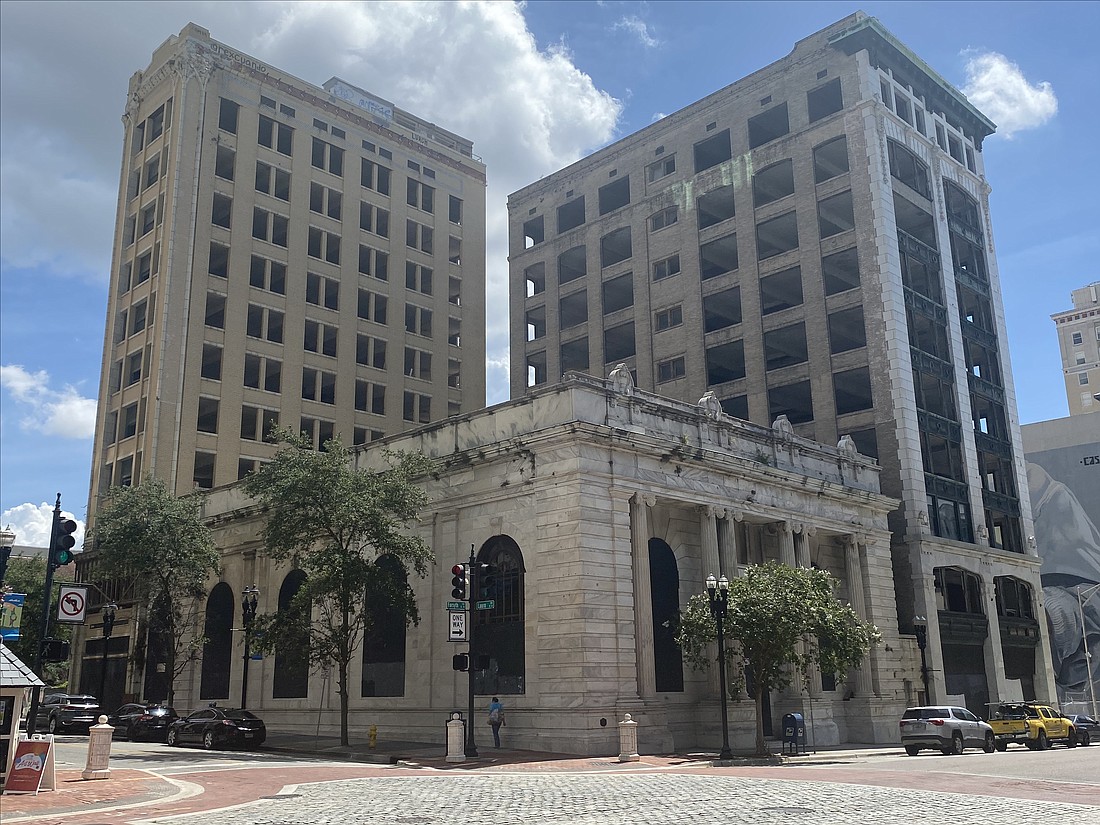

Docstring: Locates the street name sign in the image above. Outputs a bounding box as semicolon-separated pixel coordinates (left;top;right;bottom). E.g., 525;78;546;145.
475;600;495;610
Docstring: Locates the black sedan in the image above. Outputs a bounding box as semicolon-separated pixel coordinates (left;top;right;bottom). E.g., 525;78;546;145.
166;707;267;750
1069;714;1099;746
107;704;179;741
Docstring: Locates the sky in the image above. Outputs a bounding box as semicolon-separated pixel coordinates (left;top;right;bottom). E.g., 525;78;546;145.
1;1;1097;548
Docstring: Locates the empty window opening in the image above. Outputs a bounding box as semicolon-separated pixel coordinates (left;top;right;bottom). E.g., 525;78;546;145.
948;135;964;164
560;338;589;374
653;254;681;281
209;243;229;278
913;369;955;419
828;306;866;353
598;176;630;215
764;322;808;370
834;367;873;415
722;395;749;419
880;80;893;109
950;233;988;281
560;290;588;329
893;195;936;247
944;181;982;232
756;211;799;259
700;234;738;279
559;245;587;284
600;226;632;268
894;94;912;125
706;340;746;385
965;146;976;173
449;236;462;265
748;103;789;149
449;195;463;225
768;380;814;424
888;140;931;198
807;78;843;123
215;145;235;180
526;306;546;341
704;286;742;332
657;356;686;383
449;276;461;306
920;432;966;483
603;273;634;314
205;293;226;329
525;262;545;297
523;215;544;248
818;190;855;237
813;136;849;184
196;397;219;434
842;427;879;459
753;159;795;208
604;322;635;363
212;192;232;228
694;129;732;174
219;98;239;134
698;184;736;229
557;196;586;233
900;247;943;302
759;266;803;314
527;351;547;387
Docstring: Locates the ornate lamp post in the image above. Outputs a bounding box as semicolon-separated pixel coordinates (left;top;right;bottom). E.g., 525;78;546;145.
706;573;734;762
913;615;931;703
98;602;118;708
241;586;259;709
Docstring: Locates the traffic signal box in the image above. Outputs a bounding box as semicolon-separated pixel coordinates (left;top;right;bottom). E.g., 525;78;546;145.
451;564;467;600
50;519;78;571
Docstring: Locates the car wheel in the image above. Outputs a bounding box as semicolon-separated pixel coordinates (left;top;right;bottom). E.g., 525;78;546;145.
904;745;920;756
942;732;964;755
203;730;216;750
1067;730;1077;748
48;716;59;735
1080;731;1091;747
166;728;179;746
983;732;995;753
1036;730;1049;751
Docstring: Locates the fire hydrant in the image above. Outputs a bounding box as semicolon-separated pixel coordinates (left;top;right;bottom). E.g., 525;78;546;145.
368;724;378;749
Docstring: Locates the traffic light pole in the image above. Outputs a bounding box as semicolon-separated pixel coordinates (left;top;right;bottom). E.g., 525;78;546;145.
26;494;63;736
465;544;478;757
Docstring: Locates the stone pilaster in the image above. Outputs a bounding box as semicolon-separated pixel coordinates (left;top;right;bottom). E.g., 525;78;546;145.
631;493;657;698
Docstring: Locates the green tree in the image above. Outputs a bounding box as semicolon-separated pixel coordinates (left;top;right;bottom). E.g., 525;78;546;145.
2;556;75;686
243;430;435;746
676;561;880;756
91;478;221;705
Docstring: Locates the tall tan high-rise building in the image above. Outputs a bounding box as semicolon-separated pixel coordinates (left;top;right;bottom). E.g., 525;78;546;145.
508;12;1056;708
87;23;486;521
1051;282;1100;415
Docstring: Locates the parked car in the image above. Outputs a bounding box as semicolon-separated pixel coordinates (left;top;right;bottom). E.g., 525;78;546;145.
166;707;266;750
987;702;1077;750
899;706;996;755
35;693;100;734
1068;714;1098;747
107;703;179;741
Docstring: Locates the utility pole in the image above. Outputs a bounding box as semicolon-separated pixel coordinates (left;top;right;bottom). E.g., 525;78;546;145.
26;495;63;736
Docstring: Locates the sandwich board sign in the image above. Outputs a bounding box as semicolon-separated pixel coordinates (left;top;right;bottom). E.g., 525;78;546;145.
4;736;56;795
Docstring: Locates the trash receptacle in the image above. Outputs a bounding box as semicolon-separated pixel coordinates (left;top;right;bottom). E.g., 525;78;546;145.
781;712;806;755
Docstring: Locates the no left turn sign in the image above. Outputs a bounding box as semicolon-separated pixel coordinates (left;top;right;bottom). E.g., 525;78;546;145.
57;585;88;624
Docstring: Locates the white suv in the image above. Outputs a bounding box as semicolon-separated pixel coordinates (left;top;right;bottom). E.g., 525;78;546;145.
899;706;996;756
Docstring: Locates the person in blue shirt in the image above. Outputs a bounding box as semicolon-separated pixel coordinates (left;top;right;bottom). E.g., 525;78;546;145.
488;697;505;748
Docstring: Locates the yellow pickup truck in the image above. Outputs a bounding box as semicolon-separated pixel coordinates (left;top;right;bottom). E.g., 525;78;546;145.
987;702;1078;751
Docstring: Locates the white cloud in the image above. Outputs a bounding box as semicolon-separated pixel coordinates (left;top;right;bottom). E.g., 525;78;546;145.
0;1;623;410
2;501;85;550
1;365;97;439
962;51;1057;138
651;112;667;123
612;15;659;48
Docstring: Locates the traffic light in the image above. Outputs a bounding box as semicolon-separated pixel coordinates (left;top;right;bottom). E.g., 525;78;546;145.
452;653;469;672
50;518;78;571
42;638;71;662
478;563;497;599
450;564;467;600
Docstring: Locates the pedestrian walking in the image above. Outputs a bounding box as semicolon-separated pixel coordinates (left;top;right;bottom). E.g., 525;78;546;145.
488;697;505;747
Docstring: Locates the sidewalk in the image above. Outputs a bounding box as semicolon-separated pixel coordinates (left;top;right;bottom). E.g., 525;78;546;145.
0;734;900;821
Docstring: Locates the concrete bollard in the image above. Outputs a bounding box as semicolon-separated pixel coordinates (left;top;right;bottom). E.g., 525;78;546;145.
445;712;466;763
618;713;639;762
82;715;114;780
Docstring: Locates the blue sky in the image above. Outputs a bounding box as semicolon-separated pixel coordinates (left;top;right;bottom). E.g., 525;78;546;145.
2;1;1097;547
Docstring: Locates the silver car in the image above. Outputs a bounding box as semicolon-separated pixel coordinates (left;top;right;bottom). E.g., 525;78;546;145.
899;706;996;755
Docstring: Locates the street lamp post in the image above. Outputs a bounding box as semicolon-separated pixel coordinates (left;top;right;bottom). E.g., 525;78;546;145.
706;573;734;762
913;615;931;703
241;586;259;709
97;602;118;708
0;524;15;588
1077;584;1100;718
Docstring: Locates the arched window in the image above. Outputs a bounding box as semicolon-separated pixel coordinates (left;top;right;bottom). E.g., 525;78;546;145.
473;535;525;695
934;565;984;615
994;576;1034;619
649;538;684;692
362;555;409;697
200;582;234;699
273;569;309;698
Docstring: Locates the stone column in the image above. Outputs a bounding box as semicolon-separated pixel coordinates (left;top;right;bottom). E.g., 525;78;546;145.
778;521;796;567
631;493;657;698
980;566;1009;704
699;506;721;581
718;511;741;579
843;536;874;698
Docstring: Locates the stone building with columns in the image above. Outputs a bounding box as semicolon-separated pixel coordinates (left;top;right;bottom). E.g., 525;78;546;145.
172;372;902;754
